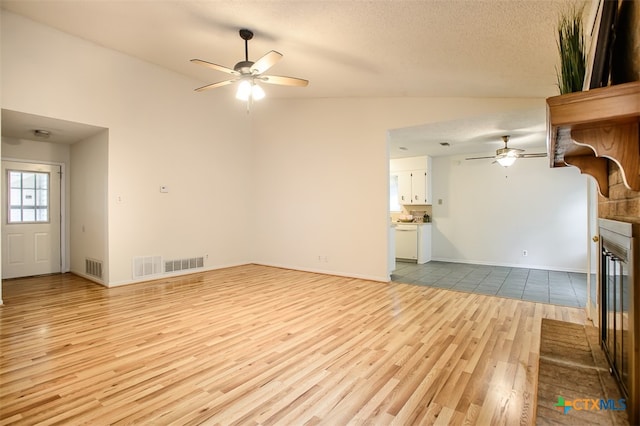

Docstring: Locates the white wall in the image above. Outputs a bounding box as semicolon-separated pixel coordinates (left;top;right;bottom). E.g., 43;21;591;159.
70;130;108;283
250;97;549;281
1;137;72;271
2;12;252;285
1;11;587;289
431;154;588;271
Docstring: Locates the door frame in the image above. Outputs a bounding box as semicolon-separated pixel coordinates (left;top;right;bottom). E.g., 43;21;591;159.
586;178;599;325
1;157;68;275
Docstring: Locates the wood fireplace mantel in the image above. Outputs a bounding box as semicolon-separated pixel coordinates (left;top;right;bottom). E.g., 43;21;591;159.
546;81;640;198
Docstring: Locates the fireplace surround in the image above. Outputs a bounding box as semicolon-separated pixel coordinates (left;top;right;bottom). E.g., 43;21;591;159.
599;218;639;423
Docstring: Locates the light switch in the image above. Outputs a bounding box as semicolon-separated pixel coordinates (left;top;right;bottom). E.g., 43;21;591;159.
160;185;169;193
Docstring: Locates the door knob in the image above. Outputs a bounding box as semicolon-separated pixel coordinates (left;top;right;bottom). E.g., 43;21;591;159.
592;235;599;242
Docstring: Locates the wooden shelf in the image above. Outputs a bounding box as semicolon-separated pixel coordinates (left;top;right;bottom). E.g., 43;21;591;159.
546;81;640;198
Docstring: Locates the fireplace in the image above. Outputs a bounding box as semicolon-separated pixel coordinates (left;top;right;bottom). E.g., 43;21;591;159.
599;218;639;423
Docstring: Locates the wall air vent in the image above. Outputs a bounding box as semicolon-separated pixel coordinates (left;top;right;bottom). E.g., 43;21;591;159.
132;256;162;279
164;256;204;273
85;258;103;279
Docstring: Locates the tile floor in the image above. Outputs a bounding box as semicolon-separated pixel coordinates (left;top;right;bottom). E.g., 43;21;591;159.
391;260;588;308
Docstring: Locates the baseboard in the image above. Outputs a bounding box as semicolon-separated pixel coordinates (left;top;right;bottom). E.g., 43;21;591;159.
251;262;390;283
430;257;588;274
97;262;248;287
70;270;107;287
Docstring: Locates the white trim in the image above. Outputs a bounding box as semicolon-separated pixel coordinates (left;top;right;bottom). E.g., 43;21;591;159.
429;257;588;274
586;179;599;323
102;262;248;287
70;270;106;287
101;262;390;288
252;262;390;283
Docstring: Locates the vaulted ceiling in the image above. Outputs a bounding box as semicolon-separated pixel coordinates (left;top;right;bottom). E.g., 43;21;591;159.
1;0;596;156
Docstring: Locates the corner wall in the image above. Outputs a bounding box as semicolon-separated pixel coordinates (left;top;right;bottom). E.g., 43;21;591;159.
70;130;109;283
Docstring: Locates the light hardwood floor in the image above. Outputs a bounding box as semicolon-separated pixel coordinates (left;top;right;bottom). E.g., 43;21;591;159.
0;265;587;425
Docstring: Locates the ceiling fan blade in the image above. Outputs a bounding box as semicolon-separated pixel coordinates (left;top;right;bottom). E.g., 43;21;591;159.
260;75;309;87
194;79;237;92
465;155;497;160
251;50;283;74
191;59;239;75
520;153;548;158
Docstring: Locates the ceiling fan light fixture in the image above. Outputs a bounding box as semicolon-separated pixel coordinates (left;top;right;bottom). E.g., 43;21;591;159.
235;80;252;101
251;82;265;100
496;156;517;167
466;135;546;165
236;79;265;102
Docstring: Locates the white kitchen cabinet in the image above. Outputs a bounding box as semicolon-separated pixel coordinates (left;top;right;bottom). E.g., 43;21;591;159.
394;169;430;205
396;171;412;205
411;171;426;203
390;157;432;205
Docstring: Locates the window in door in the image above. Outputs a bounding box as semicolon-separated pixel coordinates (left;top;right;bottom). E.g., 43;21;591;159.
7;170;50;223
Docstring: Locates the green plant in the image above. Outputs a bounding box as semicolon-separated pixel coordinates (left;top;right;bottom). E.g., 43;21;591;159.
556;7;586;94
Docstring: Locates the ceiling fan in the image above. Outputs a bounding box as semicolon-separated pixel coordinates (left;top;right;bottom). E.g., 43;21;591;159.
191;29;308;101
465;135;547;167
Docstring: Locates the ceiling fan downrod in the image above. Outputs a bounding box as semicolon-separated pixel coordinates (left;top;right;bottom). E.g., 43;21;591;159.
239;29;253;62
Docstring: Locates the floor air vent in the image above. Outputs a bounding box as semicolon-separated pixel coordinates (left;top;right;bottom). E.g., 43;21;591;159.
85;258;103;279
132;256;162;279
165;256;204;273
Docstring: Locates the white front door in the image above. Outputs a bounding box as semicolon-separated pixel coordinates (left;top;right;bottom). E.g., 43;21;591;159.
1;161;61;279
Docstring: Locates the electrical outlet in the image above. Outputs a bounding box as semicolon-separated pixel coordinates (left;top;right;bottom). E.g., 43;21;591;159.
522;250;528;257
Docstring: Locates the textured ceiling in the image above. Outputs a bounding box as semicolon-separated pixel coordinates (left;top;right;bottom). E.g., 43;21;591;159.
388;107;548;159
1;0;596;156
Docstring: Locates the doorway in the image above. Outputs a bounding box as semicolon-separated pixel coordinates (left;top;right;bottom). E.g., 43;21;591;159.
1;161;62;278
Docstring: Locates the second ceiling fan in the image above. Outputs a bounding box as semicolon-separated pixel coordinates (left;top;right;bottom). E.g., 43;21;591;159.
191;29;308;101
466;135;547;167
